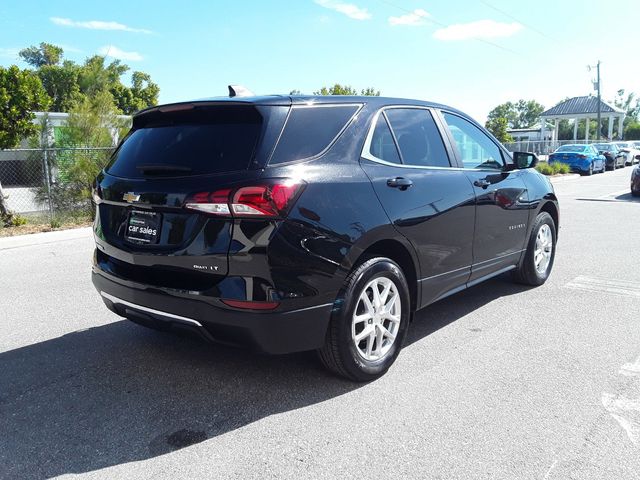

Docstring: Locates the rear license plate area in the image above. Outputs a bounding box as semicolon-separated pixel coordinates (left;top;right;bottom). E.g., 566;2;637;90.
125;210;161;244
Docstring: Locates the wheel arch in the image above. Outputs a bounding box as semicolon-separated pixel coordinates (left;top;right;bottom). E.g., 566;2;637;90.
538;199;559;237
350;237;420;313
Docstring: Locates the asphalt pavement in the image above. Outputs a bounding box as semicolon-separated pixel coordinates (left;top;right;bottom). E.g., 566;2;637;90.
1;166;639;479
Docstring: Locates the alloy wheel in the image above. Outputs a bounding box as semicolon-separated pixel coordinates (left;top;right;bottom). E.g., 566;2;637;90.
351;277;401;361
534;224;553;274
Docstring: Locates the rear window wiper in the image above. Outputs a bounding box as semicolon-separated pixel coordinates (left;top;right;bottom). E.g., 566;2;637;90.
135;164;192;174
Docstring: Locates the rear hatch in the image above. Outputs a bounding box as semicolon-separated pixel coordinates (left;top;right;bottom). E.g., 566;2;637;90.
93;101;289;290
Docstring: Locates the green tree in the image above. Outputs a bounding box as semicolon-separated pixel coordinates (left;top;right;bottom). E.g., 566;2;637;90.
46;90;130;217
313;84;380;96
486;99;544;129
0;66;49;149
613;89;640;128
112;71;160;114
19;42;64;68
0;66;49;224
37;61;82;112
624;121;640;140
485;117;513;143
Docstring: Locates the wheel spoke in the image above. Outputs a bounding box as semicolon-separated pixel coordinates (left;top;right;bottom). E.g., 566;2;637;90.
379;282;392;305
362;292;375;315
365;332;374;356
379;325;396;341
355;326;373;343
353;312;372;325
383;291;398;314
372;282;382;308
375;325;384;356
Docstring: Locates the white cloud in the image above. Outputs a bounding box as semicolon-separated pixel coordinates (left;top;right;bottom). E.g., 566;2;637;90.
98;45;143;62
0;47;19;58
433;19;522;41
389;8;430;27
314;0;371;20
51;17;152;34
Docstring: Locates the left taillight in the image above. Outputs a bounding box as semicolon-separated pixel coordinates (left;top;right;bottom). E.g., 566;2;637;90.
184;179;304;218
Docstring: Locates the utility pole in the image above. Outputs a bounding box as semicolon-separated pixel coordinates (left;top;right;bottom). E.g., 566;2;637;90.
588;61;602;140
596;60;601;140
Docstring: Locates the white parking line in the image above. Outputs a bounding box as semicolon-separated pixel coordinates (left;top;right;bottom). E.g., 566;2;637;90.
564;276;640;299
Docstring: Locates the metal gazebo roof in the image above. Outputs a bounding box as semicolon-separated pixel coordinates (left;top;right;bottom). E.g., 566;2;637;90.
541;96;623;118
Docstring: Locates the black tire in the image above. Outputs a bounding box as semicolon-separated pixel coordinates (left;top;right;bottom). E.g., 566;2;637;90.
586;162;593;176
318;257;411;382
632;189;640;197
512;212;556;286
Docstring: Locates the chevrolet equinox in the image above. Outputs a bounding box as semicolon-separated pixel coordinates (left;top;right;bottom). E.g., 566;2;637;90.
92;92;559;381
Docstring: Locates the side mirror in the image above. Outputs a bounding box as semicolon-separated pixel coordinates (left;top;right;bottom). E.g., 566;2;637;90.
636;154;640;161
511;151;538;170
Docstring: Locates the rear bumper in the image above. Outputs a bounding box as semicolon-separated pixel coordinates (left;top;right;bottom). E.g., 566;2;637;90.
92;268;333;354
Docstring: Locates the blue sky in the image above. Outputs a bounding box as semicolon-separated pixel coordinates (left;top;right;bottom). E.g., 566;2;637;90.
1;0;638;122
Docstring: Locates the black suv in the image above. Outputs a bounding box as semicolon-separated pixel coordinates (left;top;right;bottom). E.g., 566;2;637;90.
92;93;559;381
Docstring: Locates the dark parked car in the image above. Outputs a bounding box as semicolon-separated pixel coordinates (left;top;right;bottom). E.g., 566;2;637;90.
593;143;626;170
548;144;605;175
92;92;559;381
631;161;640;196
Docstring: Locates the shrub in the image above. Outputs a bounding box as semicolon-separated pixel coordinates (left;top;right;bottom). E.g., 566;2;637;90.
537;161;571;175
536;163;554;175
550;162;570;174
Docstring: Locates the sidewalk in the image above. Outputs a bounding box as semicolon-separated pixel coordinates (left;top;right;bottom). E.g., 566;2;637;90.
0;226;92;250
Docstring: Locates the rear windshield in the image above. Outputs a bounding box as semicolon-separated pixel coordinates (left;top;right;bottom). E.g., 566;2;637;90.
106;106;262;177
269;105;360;165
593;144;613;151
556;145;587;152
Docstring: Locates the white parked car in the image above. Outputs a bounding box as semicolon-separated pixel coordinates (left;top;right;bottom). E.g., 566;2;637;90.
613;141;640;165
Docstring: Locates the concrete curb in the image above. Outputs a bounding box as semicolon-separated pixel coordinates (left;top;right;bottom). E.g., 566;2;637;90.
0;226;92;251
549;174;581;183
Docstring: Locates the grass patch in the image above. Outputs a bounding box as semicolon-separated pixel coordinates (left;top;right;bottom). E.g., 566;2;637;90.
0;210;92;237
536;161;571;175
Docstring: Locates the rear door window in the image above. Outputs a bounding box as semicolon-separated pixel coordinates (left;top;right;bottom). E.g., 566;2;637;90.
369;114;402;164
269;105;360;164
107;106;262;178
384;108;450;167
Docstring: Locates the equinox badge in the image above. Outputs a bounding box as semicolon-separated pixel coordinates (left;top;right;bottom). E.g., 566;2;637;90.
123;192;140;203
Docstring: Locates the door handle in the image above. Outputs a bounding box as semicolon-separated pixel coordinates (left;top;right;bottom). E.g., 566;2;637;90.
387;177;413;190
473;178;491;189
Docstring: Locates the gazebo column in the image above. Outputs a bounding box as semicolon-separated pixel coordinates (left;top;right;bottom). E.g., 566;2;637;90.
585;118;589;142
608;117;614;140
554;119;559;142
573;118;578;140
618;115;625;139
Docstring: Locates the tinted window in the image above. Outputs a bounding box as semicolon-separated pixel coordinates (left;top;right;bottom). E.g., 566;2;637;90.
107;106;262;178
270;105;359;164
384;109;450;167
369;114;401;164
557;145;587;152
443;113;503;170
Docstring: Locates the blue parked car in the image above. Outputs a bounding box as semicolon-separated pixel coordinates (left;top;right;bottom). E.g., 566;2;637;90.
548;144;606;175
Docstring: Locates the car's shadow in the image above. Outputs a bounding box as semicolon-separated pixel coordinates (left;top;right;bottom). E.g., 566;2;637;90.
1;274;528;478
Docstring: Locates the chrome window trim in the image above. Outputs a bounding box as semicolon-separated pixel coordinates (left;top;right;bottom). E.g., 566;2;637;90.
361;105;456;170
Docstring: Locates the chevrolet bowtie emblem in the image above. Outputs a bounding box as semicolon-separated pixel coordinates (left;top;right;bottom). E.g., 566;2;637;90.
122;192;140;203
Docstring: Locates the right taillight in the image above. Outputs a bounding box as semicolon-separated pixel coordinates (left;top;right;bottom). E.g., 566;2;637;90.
184;179;304;218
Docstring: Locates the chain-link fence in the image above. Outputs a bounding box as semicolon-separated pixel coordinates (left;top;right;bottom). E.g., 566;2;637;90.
503;139;595;156
0;147;115;225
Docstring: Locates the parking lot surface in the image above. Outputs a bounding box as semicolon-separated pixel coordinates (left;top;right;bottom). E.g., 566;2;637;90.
1;167;639;479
